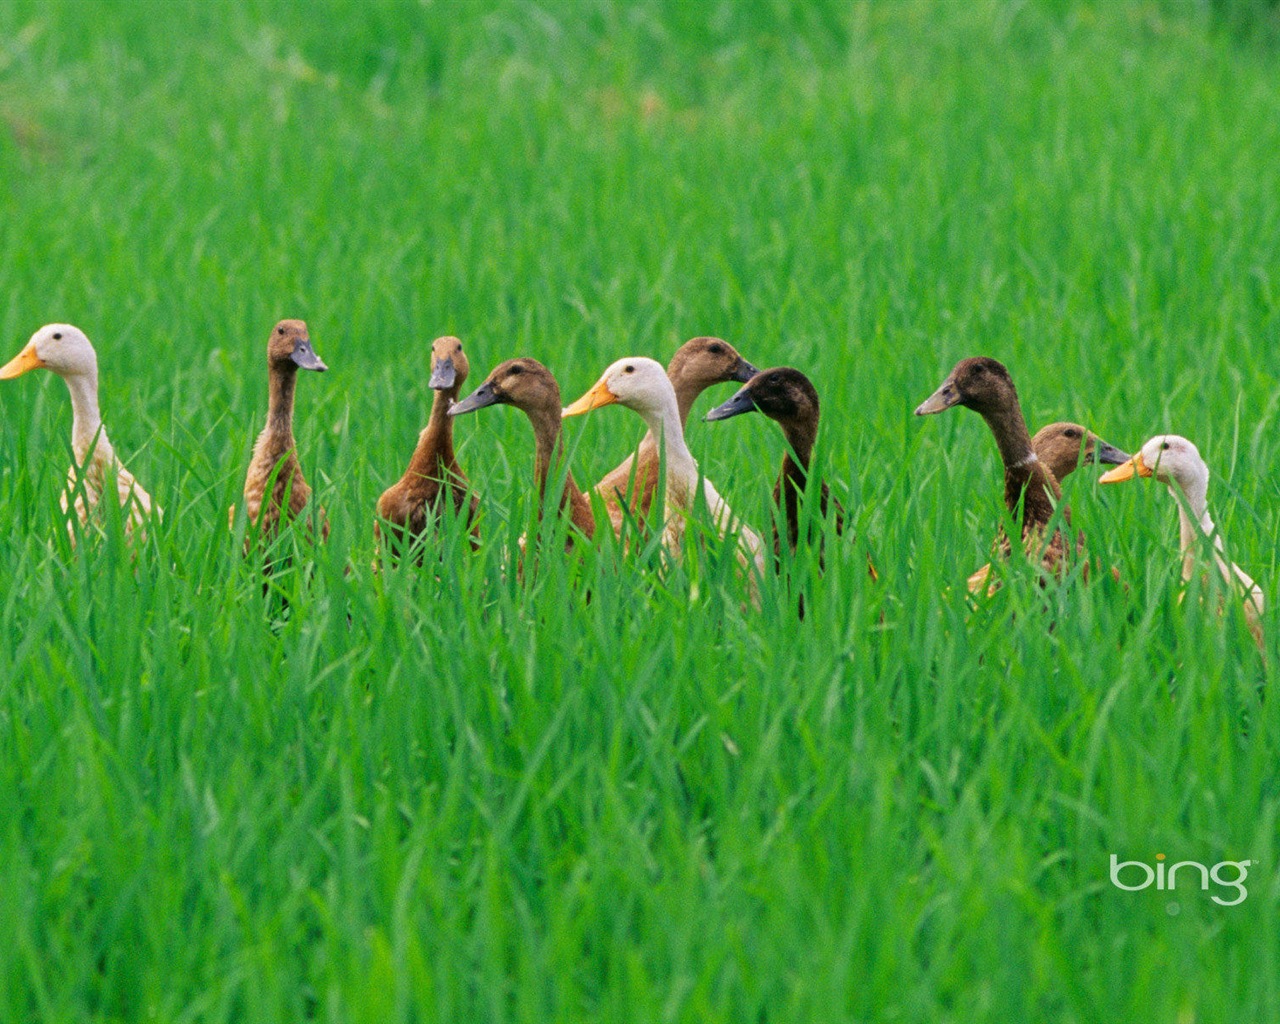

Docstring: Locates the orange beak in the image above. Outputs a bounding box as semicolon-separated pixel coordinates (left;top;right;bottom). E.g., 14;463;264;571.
562;378;618;418
0;342;45;379
1099;451;1152;484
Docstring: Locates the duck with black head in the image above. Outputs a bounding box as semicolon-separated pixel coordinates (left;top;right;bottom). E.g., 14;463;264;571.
1;323;159;542
376;335;480;558
705;366;877;580
243;318;328;542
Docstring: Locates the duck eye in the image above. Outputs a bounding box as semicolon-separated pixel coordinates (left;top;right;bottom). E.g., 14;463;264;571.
1066;429;1079;438
708;344;723;354
457;344;463;352
509;364;522;375
1161;442;1170;450
52;332;62;340
624;365;635;373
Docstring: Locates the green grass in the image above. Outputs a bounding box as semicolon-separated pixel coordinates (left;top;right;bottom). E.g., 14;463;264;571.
1;0;1278;1020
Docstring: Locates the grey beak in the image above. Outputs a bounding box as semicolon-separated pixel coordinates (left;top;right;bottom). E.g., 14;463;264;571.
1096;440;1131;466
429;357;456;390
449;382;500;417
914;377;959;416
732;358;759;383
290;341;327;372
705;387;758;422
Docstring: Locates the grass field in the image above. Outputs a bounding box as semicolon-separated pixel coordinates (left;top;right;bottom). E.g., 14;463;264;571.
1;1;1279;1020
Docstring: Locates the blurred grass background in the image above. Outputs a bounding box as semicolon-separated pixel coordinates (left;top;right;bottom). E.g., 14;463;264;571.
0;1;1278;1021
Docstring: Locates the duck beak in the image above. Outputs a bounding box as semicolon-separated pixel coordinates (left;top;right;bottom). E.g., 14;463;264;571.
449;382;498;416
290;341;328;372
914;376;959;415
704;387;757;422
0;342;45;379
429;356;456;390
731;358;759;383
562;378;618;418
1095;440;1130;467
1099;451;1152;483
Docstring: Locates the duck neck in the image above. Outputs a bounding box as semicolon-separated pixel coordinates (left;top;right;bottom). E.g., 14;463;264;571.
529;405;563;505
980;402;1060;524
1169;466;1213;571
641;405;696;477
266;362;299;441
408;387;458;476
64;371;108;462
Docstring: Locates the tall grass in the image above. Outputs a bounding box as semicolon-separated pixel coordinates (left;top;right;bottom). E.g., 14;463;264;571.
0;1;1277;1020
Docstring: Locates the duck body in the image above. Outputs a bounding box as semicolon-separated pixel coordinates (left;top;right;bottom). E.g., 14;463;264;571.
451;357;594;550
376;336;479;556
1100;434;1263;645
1;323;158;541
564;356;765;577
244;319;328;541
592;337;756;534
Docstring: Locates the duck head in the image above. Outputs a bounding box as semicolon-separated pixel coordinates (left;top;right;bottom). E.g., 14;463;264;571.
667;336;757;389
1099;434;1206;490
1;324;98;381
704;366;818;424
269;319;326;372
562;357;672;418
451;357;558;417
915;356;1016;417
1031;421;1130;480
428;336;468;391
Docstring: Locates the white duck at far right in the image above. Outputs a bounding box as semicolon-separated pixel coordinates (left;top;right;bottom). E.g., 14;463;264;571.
1100;434;1264;647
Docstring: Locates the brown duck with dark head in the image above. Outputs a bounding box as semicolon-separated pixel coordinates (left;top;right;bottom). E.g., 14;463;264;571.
593;336;756;532
450;357;595;547
376;335;480;556
706;367;877;579
915;357;1125;578
244;318;328;541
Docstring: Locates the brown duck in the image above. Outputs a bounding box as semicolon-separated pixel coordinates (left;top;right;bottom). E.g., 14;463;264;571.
243;319;328;540
966;420;1130;591
705;366;877;580
592;336;756;533
915;357;1125;580
376;336;480;556
450;357;595;547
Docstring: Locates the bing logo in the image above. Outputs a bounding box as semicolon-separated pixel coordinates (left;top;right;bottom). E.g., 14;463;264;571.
1109;853;1251;906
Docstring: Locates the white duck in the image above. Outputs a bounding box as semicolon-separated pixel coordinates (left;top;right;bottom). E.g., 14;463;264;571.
562;357;766;579
1;324;158;539
1100;434;1263;646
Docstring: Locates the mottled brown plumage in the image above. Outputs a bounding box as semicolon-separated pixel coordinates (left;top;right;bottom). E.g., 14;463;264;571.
592;336;756;533
375;336;480;557
244;319;328;541
450;357;595;548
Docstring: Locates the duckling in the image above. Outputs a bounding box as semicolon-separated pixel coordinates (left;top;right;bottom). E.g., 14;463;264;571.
564;357;766;577
704;366;877;579
593;337;757;532
916;357;1084;578
243;319;328;541
449;358;594;548
1100;434;1263;646
966;421;1130;592
375;336;479;556
0;323;159;541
